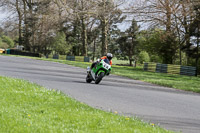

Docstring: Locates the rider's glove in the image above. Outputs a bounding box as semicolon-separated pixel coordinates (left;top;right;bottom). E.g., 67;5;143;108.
97;58;101;62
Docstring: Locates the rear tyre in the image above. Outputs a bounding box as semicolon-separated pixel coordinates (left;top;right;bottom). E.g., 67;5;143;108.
95;72;104;84
86;74;92;83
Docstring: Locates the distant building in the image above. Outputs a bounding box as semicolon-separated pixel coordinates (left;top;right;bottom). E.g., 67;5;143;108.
15;45;24;51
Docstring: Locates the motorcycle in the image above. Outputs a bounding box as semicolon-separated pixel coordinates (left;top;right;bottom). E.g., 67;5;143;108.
86;58;112;84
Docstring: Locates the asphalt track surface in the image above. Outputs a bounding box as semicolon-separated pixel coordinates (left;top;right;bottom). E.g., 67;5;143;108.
0;56;200;133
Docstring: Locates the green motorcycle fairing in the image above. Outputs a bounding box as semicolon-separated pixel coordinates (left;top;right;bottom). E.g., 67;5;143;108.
91;59;112;80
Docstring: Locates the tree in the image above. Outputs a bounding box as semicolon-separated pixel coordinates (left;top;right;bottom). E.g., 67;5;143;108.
15;0;23;46
187;1;200;74
128;0;192;64
128;0;180;31
0;0;23;46
107;24;121;59
68;0;89;56
0;38;7;49
138;51;150;64
52;32;71;55
0;0;127;58
96;0;126;56
139;29;179;64
117;19;139;66
170;0;197;65
172;0;200;74
56;0;99;56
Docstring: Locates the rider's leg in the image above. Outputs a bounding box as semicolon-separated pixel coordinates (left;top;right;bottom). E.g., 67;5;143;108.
91;62;97;69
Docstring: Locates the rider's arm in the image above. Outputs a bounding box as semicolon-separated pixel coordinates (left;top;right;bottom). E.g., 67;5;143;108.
110;60;112;66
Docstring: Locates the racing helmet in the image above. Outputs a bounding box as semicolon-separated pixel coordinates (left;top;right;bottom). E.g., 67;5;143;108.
107;53;113;61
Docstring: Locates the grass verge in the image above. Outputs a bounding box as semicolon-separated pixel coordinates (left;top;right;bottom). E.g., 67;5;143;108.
0;76;172;132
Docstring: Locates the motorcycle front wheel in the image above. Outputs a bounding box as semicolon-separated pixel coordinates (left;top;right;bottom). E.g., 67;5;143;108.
95;72;104;84
86;74;92;83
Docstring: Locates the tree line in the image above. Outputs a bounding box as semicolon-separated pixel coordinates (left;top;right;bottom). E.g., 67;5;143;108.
0;0;199;73
0;0;126;57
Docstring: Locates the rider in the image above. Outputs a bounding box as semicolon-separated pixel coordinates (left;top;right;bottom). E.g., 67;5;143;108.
90;53;113;70
100;53;113;66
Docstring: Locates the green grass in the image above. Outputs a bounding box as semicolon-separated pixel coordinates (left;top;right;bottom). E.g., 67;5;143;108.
111;66;200;93
0;76;172;132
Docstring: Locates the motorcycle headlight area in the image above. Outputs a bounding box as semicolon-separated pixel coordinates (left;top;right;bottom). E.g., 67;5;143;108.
103;62;110;70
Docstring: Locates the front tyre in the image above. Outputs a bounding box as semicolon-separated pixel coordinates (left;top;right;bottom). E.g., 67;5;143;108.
95;72;104;84
86;74;92;83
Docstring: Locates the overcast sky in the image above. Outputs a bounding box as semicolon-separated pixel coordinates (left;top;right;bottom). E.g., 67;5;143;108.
0;12;5;19
0;8;8;22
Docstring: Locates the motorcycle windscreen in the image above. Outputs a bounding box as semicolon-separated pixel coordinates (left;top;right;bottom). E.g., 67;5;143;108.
103;58;110;65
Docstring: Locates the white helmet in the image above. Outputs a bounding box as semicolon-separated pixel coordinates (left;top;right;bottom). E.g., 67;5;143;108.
107;53;113;60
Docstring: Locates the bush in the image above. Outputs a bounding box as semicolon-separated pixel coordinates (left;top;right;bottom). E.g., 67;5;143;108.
138;51;150;64
52;32;71;55
0;35;14;48
0;38;9;49
150;55;162;63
